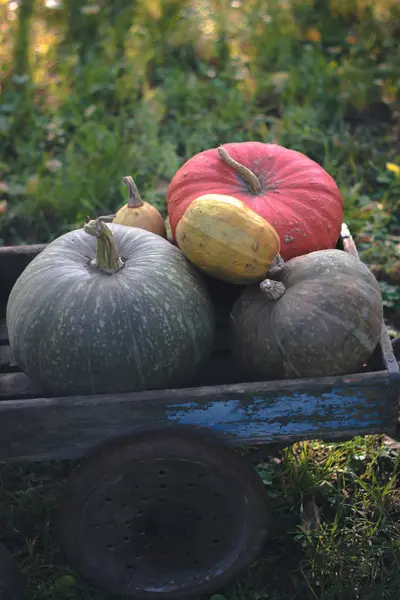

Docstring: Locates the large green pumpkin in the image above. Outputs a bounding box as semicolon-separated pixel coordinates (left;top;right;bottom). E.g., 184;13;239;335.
231;249;383;380
6;220;215;396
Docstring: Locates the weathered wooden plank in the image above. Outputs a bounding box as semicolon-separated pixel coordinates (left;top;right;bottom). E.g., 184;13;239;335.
379;323;399;374
340;224;399;375
0;370;397;463
0;348;392;402
0;244;47;316
0;345;17;371
0;372;40;399
362;325;399;374
340;222;358;257
0;322;7;344
0;352;245;400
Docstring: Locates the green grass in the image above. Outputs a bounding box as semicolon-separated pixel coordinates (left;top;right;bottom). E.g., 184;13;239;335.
1;1;400;598
0;437;399;599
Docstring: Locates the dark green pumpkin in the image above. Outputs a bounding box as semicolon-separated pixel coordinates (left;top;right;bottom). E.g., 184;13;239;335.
6;222;215;396
231;249;383;380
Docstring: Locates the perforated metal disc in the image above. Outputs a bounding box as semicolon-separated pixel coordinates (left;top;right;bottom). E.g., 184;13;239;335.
58;426;270;599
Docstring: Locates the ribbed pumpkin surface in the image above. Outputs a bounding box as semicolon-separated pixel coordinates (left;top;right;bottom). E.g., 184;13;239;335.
6;224;215;396
231;250;383;380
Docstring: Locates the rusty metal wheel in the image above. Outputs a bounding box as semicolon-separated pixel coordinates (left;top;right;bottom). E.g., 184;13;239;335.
0;542;24;600
57;426;270;599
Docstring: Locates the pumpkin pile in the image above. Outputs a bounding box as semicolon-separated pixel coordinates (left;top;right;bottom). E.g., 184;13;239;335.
6;141;384;396
167;141;382;380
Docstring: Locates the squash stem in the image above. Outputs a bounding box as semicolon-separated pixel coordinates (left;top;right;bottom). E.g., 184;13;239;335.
97;214;116;222
84;218;124;274
260;254;286;299
260;279;286;300
124;176;144;208
268;253;284;275
218;146;262;195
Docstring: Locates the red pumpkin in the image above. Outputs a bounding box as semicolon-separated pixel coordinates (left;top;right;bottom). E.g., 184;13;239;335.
167;142;344;261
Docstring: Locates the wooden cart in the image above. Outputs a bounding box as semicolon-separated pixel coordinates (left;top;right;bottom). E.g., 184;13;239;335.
0;224;399;599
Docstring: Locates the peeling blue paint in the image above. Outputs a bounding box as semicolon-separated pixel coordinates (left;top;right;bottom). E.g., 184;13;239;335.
164;386;392;440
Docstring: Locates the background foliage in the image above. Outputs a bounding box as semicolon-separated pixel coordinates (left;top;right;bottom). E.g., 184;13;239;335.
1;1;400;599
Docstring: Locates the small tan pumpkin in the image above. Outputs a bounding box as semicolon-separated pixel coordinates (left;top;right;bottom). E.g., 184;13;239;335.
112;176;167;238
175;193;281;284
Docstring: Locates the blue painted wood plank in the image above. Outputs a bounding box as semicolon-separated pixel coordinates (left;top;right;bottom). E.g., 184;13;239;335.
164;383;394;440
0;371;398;462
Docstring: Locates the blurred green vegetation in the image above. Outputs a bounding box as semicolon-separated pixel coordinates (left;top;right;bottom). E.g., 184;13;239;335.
3;0;399;311
1;1;399;245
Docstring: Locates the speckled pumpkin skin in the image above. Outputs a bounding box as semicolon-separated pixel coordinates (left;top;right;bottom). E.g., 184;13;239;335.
6;224;215;396
231;249;383;380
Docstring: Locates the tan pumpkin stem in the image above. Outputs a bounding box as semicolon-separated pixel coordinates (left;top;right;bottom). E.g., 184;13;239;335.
124;176;144;208
84;218;124;274
259;278;286;300
218;146;262;195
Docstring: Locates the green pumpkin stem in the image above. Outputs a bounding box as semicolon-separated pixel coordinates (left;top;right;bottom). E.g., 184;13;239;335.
218;146;262;195
84;218;124;274
124;176;144;208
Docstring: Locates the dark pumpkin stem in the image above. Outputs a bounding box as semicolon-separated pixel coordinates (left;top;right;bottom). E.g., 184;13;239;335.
268;253;285;276
260;278;286;300
84;218;124;274
218;145;262;195
124;176;144;208
260;253;286;299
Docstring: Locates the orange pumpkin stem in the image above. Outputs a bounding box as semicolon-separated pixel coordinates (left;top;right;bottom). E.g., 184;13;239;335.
124;176;144;208
218;146;262;195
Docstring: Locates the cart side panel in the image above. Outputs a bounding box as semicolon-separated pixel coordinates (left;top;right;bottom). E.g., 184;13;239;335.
339;223;399;374
0;244;46;317
0;371;397;463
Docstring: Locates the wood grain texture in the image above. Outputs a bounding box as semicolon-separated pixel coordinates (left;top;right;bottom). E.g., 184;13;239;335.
0;352;245;400
340;224;398;375
0;244;46;316
340;223;358;257
0;372;40;399
0;322;7;343
0;370;398;463
0;345;17;371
